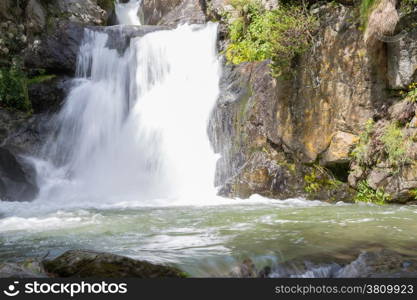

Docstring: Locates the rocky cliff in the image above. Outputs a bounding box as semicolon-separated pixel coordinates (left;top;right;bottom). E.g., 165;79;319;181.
209;0;417;204
0;0;416;204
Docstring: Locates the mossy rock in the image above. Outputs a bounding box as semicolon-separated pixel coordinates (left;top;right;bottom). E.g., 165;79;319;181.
43;250;187;278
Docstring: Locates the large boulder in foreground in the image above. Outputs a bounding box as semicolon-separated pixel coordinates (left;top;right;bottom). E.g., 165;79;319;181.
43;250;186;278
0;147;38;202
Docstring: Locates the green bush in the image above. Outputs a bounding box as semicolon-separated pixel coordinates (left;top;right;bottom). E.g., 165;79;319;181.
304;165;341;195
354;180;390;205
380;122;408;168
404;82;417;102
351;119;375;165
0;63;31;112
354;181;390;205
225;0;317;77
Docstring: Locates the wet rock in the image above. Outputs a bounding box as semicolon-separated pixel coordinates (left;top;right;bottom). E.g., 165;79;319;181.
90;25;170;53
43;250;187;278
158;0;207;26
142;0;183;25
0;147;38;202
230;259;258;277
337;249;417;278
28;76;72;114
0;110;51;154
25;22;85;75
0;260;46;278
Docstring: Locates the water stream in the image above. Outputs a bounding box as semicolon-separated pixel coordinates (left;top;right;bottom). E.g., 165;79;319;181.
0;1;417;278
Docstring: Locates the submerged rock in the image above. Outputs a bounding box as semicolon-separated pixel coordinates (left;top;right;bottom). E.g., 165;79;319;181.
43;250;187;278
337;249;417;278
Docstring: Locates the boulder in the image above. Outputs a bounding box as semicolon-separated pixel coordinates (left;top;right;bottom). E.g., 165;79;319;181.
0;147;38;202
28;76;72;114
321;131;359;166
43;250;187;278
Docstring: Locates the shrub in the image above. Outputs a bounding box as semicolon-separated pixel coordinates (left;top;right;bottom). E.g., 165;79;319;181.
225;0;317;77
304;165;341;195
0;62;31;112
380;122;408;168
354;180;390;205
404;82;417;103
400;0;417;14
351;119;375;166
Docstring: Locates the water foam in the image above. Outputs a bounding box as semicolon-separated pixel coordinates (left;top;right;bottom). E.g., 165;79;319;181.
115;0;142;25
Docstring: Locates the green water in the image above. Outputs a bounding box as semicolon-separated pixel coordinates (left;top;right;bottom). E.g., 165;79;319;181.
1;199;417;277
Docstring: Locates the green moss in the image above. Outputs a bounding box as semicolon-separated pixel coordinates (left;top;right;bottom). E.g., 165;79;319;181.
354;180;390;205
224;0;317;77
28;74;56;85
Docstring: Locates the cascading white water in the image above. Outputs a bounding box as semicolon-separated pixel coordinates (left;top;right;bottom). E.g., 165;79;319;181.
31;22;221;209
115;0;142;25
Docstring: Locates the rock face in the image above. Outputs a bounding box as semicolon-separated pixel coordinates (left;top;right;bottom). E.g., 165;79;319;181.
210;4;373;201
25;22;85;75
387;12;417;89
209;2;417;203
43;250;186;278
142;0;207;25
142;0;184;25
0;147;38;202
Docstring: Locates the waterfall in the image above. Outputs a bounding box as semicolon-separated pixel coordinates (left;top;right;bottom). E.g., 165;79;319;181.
31;22;221;209
115;0;142;25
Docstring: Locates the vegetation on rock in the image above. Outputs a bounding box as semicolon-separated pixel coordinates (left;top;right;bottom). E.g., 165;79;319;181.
404;82;417;102
354;180;390;205
380;122;409;169
351;119;375;166
224;0;317;77
304;165;341;195
0;61;31;112
360;0;380;28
